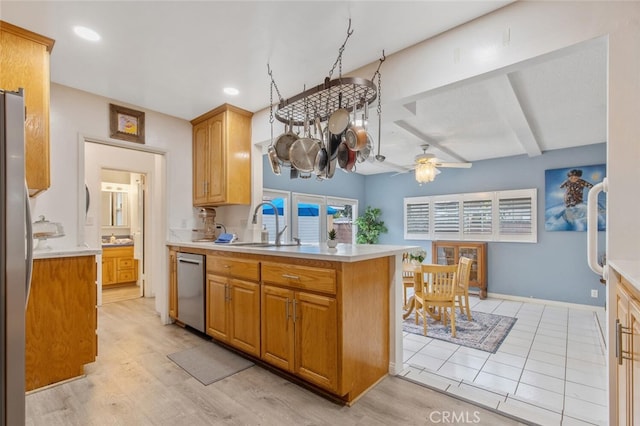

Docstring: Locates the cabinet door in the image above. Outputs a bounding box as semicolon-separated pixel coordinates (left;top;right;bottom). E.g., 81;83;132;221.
629;297;640;424
294;291;338;392
101;258;116;285
206;274;229;341
0;23;53;196
206;113;225;203
261;285;294;372
617;285;630;425
169;251;177;319
229;279;260;357
193;119;209;205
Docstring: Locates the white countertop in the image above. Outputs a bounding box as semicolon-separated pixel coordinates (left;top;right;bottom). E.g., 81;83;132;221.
167;241;419;262
609;259;640;291
33;247;101;260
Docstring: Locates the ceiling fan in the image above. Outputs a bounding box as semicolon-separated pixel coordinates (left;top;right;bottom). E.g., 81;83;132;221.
396;144;472;183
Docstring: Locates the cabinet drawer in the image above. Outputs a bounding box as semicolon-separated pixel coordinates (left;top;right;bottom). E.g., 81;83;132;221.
262;262;336;295
207;255;259;281
117;258;135;269
117;270;136;282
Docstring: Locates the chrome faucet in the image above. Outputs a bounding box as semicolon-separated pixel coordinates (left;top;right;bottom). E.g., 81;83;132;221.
252;202;287;246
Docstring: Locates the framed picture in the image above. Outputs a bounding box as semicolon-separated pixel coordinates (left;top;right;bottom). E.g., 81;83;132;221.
544;164;606;231
109;103;145;144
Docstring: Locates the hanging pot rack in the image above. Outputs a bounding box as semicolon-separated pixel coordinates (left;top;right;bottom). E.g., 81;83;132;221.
274;77;377;126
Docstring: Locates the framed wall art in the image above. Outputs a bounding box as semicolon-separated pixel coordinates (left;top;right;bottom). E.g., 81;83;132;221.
544;163;606;231
109;103;145;144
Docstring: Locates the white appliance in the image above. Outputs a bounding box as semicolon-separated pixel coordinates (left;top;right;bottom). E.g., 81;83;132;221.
0;89;34;424
587;177;608;279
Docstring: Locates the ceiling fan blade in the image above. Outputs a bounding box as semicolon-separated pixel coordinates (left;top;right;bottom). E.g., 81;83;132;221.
433;162;472;168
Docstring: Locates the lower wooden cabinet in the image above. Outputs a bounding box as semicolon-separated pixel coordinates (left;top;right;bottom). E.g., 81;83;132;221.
615;275;640;425
26;255;97;391
206;255;261;357
261;284;338;391
102;245;137;287
169;248;178;319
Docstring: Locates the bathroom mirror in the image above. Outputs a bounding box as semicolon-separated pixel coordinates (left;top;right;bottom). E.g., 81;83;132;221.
101;190;129;227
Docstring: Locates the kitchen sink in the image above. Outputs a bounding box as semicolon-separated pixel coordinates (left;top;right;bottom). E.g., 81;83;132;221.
227;242;301;248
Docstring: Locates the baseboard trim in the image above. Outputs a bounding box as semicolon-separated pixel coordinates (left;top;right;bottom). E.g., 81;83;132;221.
486;292;606;312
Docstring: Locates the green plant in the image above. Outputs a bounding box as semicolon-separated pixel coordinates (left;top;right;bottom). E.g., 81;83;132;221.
328;228;337;240
354;206;388;244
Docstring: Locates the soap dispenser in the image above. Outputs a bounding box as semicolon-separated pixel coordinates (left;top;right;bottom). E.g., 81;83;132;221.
110;233;116;244
261;225;269;243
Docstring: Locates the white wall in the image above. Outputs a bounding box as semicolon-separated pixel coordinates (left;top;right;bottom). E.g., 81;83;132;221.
33;83;194;321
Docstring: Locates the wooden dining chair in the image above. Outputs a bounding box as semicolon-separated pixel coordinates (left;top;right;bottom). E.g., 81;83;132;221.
414;264;458;337
401;252;415;309
455;257;473;320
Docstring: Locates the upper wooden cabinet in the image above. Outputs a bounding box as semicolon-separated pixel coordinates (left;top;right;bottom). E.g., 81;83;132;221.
191;104;253;206
0;21;55;197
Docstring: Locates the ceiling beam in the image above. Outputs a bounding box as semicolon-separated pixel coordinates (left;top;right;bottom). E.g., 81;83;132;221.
484;74;542;157
393;120;468;163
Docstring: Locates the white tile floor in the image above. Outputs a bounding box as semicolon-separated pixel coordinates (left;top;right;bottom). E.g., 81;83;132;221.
400;295;607;426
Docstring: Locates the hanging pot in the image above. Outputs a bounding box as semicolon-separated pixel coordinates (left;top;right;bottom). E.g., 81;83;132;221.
328;92;349;135
313;117;328;175
274;120;298;164
337;141;356;172
290;137;320;173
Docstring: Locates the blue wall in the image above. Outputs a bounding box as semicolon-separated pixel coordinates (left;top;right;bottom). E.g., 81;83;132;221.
263;143;607;306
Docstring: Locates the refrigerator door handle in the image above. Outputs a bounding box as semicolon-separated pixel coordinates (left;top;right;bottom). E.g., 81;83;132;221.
25;183;33;306
586;177;607;278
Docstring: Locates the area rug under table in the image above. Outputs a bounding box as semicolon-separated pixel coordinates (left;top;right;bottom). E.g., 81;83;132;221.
403;310;517;353
167;342;254;385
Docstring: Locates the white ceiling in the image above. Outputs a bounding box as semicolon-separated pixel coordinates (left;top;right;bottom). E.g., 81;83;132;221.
1;1;606;176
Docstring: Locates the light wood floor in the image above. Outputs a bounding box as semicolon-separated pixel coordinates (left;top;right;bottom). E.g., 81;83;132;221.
102;284;141;304
25;298;525;425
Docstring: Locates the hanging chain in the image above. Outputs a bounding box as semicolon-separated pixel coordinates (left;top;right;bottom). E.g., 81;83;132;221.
269;79;274;145
327;19;353;81
267;63;284;104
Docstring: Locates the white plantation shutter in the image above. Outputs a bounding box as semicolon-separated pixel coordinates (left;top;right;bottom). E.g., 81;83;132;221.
404;198;430;239
433;200;460;237
463;199;493;238
497;189;537;242
403;188;536;243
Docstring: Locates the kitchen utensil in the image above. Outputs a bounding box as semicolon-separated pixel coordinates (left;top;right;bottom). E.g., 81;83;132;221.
345;98;367;151
328;92;349;135
267;145;281;175
337;141;356;172
274;119;298;164
313;116;328;175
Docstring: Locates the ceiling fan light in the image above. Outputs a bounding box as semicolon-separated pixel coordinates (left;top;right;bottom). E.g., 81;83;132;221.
415;161;437;184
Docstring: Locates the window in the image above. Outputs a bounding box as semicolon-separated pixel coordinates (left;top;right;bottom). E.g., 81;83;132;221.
403;188;537;243
264;190;358;244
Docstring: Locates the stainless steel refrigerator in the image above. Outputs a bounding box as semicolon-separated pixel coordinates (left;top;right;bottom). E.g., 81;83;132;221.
0;89;34;425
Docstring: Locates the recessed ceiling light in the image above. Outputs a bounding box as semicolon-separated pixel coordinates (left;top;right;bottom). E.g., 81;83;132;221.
73;26;101;42
223;87;239;96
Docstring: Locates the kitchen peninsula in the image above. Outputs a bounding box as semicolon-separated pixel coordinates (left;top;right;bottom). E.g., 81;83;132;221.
167;241;412;404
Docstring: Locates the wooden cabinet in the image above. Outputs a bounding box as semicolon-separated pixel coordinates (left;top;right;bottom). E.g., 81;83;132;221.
0;21;54;197
206;255;261;357
169;248;178;319
191;104;253;206
102;246;137;287
615;276;640;425
26;255;97;391
261;261;339;392
432;241;487;298
167;247;390;404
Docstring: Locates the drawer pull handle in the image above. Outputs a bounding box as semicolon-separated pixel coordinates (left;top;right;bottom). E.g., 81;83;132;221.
285;297;290;320
616;319;632;365
282;274;300;280
292;299;297;323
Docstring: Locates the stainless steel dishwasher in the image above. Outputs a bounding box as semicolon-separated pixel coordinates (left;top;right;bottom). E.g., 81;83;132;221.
176;252;205;333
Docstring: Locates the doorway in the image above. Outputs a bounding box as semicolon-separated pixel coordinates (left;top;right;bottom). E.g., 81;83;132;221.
100;169;145;304
83;138;167;319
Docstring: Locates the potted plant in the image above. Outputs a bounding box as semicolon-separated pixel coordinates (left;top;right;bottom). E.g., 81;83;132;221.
327;228;338;248
409;248;426;264
354;206;388;244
